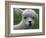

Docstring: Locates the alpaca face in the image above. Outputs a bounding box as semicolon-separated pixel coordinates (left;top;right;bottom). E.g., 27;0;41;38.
22;9;37;27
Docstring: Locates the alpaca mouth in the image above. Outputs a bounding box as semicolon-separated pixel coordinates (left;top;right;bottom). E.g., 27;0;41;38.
29;23;32;26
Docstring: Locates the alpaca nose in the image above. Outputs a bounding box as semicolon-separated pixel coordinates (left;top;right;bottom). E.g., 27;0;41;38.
29;21;31;23
29;21;32;26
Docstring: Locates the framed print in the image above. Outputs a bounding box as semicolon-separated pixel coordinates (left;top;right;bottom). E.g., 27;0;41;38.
5;1;45;37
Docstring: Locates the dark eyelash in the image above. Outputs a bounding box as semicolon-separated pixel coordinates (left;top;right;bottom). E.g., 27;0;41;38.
24;17;27;19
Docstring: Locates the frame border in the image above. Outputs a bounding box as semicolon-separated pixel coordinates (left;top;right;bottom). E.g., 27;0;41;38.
5;1;45;37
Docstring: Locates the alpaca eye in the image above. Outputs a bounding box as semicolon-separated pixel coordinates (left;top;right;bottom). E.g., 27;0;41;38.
24;17;27;19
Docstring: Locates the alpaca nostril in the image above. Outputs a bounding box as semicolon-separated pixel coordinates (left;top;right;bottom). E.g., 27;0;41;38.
29;21;32;26
29;21;31;23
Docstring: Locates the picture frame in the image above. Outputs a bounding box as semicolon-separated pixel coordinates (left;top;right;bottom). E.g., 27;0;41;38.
5;1;45;37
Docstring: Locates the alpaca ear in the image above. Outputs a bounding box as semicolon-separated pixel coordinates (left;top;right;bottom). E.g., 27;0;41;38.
35;13;39;24
14;8;23;14
36;14;38;19
35;13;38;21
14;8;23;25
